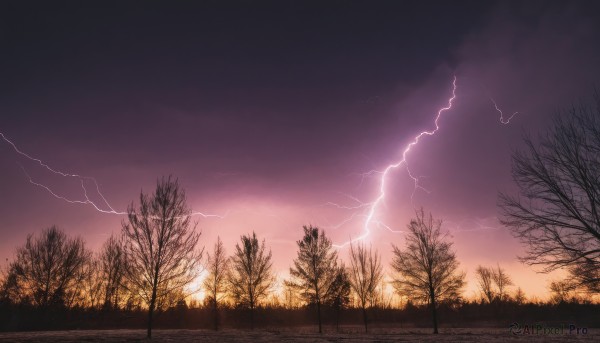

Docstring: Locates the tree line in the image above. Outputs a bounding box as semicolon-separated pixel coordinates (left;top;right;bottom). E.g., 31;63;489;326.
0;176;473;337
2;93;600;337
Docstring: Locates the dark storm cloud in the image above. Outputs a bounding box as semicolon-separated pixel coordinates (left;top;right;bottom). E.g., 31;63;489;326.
1;1;492;175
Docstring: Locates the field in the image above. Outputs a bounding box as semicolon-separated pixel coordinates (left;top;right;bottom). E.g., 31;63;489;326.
0;327;597;342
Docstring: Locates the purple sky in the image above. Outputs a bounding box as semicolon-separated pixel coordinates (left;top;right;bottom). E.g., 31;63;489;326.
2;1;600;299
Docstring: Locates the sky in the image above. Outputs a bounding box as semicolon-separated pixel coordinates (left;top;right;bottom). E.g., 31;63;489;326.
2;0;600;300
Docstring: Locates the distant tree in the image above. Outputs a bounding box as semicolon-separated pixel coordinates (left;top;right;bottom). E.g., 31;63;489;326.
491;264;513;302
474;266;495;304
80;256;103;309
475;264;513;303
289;225;338;334
98;234;127;310
4;226;89;308
203;236;230;331
323;264;351;332
228;232;274;330
499;96;600;293
348;242;383;333
0;268;19;303
549;279;577;304
391;209;465;334
513;287;526;305
283;280;301;309
122;176;204;339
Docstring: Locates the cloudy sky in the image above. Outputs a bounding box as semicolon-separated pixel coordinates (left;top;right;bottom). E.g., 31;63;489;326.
2;1;600;299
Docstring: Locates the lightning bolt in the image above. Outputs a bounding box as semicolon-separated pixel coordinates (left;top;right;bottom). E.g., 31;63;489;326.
1;132;225;218
332;76;457;248
489;97;519;124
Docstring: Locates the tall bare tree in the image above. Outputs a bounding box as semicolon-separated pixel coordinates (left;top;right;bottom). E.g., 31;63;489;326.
491;264;513;302
122;176;203;339
391;209;465;334
228;231;274;330
80;256;103;309
203;236;230;331
289;225;338;334
98;234;127;310
499;96;600;293
474;266;495;303
4;226;89;308
348;242;383;333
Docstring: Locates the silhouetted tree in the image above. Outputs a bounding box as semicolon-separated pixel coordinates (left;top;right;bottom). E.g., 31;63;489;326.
348;242;383;333
391;209;465;334
80;256;103;308
122;176;204;339
549;279;577;304
491;264;513;302
323;264;351;332
499;95;600;293
475;264;513;303
513;287;526;305
289;225;338;334
4;226;89;308
98;234;127;310
228;232;274;330
568;259;600;293
203;236;230;331
0;268;19;303
475;266;495;304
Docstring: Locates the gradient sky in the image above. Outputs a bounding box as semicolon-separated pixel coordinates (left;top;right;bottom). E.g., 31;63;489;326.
2;1;600;300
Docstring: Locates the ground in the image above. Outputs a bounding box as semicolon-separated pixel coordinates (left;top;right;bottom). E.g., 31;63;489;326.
0;327;597;342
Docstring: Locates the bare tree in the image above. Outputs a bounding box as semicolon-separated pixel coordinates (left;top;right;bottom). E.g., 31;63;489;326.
282;281;297;309
98;234;127;310
549;279;577;304
4;226;89;308
491;264;513;302
390;209;465;334
228;231;274;330
514;287;526;305
348;242;383;333
122;176;204;339
80;256;103;309
289;225;338;334
203;236;230;331
499;96;600;293
568;259;600;294
475;266;495;304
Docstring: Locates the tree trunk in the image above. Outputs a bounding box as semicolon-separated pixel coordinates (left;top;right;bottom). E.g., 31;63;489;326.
147;296;155;339
362;305;368;333
317;299;322;333
148;267;159;339
429;287;438;334
213;299;219;331
250;303;254;330
336;306;340;332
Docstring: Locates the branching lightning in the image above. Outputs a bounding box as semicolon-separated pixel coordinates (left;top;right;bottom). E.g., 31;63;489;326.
332;76;458;248
490;97;519;124
328;78;522;247
2;76;519;236
1;132;224;218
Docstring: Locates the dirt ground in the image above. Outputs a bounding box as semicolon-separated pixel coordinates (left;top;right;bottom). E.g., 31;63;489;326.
0;327;597;342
